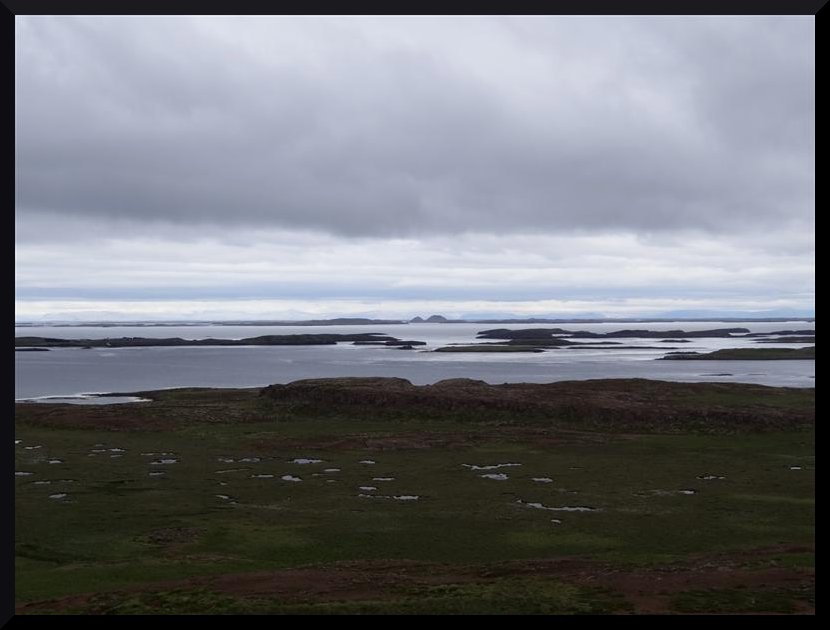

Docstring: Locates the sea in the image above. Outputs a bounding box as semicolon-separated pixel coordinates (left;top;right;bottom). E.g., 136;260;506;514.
15;321;815;400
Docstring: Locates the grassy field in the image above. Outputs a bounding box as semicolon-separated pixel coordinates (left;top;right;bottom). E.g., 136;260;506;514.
14;380;814;614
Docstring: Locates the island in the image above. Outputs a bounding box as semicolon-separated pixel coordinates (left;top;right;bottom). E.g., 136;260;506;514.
660;347;815;360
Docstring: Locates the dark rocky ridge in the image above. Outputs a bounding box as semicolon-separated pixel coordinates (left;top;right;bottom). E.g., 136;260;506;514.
661;347;815;360
260;377;814;433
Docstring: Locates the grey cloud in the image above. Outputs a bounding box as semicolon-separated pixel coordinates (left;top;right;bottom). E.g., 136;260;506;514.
16;16;814;238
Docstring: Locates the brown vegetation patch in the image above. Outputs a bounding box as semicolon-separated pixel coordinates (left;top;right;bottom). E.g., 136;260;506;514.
16;546;814;615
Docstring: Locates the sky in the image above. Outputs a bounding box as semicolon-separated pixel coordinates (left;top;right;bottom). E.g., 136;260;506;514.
15;16;814;321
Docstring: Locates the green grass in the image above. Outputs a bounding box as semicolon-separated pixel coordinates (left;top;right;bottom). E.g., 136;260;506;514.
15;387;814;613
670;587;813;614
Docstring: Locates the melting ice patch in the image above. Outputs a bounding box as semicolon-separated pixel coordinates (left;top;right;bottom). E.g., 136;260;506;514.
372;477;395;482
697;475;726;480
292;458;323;465
359;486;377;491
517;500;597;512
359;460;376;465
481;473;509;481
49;493;68;500
462;463;521;471
323;468;341;473
251;474;274;479
532;477;554;483
150;459;178;465
358;494;420;501
281;475;302;482
15;472;34;477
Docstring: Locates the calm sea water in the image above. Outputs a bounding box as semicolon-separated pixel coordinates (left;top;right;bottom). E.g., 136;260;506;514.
15;322;815;399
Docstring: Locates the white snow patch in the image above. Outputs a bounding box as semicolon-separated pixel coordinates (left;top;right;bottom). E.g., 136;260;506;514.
532;477;554;483
359;460;376;465
251;474;274;479
150;459;178;465
372;477;395;482
281;475;302;482
323;468;341;473
359;486;377;491
15;472;33;477
292;458;323;465
462;463;521;471
49;493;68;499
481;473;509;481
517;500;597;512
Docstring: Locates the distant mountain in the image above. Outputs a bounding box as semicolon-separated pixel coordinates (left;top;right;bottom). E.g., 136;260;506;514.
425;314;449;323
409;316;425;323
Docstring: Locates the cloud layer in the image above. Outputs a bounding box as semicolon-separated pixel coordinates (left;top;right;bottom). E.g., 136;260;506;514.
17;16;814;237
15;16;814;319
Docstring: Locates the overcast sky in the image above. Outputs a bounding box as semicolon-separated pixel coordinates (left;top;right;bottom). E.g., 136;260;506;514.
15;16;814;321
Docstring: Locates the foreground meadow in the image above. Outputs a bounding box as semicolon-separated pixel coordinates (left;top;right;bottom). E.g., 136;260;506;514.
15;379;814;614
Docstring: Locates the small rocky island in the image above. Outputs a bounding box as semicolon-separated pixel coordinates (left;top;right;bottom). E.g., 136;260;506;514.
661;347;815;360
